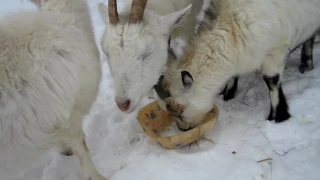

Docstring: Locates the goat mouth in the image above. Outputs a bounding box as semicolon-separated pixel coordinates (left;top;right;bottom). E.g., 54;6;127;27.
123;107;134;113
176;115;184;122
124;95;144;113
121;100;137;113
168;112;182;119
171;114;186;123
172;115;193;132
178;126;192;132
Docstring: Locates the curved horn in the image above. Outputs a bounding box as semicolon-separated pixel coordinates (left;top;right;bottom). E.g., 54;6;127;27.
108;0;119;25
128;0;148;24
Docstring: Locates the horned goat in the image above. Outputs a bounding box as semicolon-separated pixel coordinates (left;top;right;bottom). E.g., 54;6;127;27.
97;0;204;113
155;0;320;130
0;0;105;179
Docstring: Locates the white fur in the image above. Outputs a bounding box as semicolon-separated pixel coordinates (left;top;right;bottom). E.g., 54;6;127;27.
97;0;205;112
161;0;320;127
0;0;105;179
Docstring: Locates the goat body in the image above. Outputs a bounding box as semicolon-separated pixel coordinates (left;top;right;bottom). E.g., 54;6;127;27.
157;0;320;130
0;0;104;179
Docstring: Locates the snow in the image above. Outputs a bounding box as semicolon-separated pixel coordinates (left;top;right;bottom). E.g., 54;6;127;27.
1;0;320;180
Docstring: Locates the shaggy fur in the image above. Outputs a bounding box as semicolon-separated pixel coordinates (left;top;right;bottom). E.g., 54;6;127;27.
97;0;204;113
157;0;320;130
0;0;105;179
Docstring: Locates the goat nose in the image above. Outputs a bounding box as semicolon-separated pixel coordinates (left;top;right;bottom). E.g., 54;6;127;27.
116;99;131;112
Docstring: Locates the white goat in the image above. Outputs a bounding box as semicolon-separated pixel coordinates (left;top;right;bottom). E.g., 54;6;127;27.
97;0;204;113
0;0;105;179
155;0;320;130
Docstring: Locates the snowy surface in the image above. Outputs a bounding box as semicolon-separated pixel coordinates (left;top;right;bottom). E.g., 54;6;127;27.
2;0;320;180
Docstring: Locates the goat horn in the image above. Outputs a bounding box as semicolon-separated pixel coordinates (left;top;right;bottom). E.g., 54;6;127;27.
108;0;119;25
128;0;148;24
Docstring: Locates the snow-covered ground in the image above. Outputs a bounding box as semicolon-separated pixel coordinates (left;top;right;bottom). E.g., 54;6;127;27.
1;0;320;180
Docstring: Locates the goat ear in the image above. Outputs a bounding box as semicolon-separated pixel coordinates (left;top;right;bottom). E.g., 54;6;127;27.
181;71;193;89
98;3;109;25
160;4;192;35
30;0;47;7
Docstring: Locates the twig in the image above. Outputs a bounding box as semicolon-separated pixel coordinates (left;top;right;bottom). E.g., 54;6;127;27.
273;147;296;156
289;40;320;54
258;129;271;144
202;137;215;144
242;84;257;100
271;161;273;180
214;142;228;145
239;101;249;107
195;141;200;149
254;146;273;180
254;146;269;158
257;158;272;163
224;119;234;130
189;141;201;149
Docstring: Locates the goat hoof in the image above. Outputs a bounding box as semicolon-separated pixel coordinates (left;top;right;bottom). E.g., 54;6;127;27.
60;148;73;156
223;92;235;101
219;89;226;95
60;151;73;156
266;112;291;123
178;126;192;132
267;115;274;121
87;175;106;180
299;64;314;73
274;112;291;123
220;88;235;101
84;170;106;180
221;84;237;101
